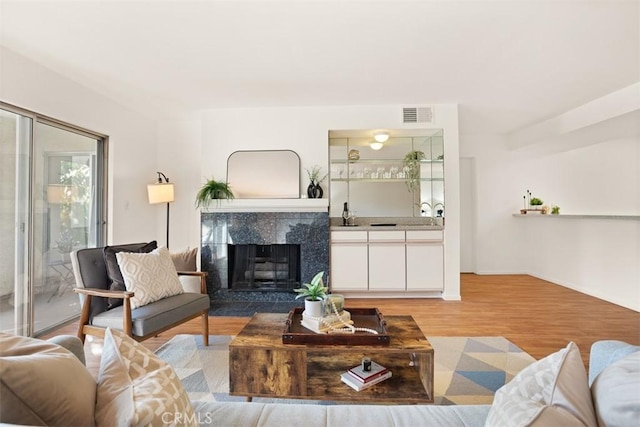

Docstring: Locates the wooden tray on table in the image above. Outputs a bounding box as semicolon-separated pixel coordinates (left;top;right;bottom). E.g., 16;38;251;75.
282;307;390;345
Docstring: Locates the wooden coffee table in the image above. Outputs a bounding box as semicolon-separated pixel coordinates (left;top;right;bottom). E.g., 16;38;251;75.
229;312;434;403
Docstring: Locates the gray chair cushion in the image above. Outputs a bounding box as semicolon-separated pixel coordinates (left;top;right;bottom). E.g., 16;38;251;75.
92;292;210;337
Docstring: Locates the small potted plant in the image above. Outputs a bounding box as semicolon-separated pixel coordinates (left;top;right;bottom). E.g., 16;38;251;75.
195;177;234;208
529;197;543;209
551;205;560;215
294;271;328;317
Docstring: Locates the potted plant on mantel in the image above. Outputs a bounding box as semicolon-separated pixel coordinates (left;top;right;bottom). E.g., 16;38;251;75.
294;271;328;317
195;177;234;208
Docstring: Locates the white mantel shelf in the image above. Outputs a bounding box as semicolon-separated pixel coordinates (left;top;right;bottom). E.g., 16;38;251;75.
513;214;640;220
201;198;329;213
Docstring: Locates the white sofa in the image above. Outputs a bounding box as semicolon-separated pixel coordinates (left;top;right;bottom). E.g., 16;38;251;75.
1;331;638;427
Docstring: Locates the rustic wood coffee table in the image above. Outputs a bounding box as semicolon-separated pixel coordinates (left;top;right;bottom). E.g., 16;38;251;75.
229;312;434;403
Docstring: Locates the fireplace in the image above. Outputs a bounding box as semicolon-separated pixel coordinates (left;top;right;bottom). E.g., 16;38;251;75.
228;244;300;291
201;211;329;303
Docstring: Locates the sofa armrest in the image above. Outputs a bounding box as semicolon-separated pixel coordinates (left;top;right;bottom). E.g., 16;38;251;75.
589;340;640;385
47;335;86;366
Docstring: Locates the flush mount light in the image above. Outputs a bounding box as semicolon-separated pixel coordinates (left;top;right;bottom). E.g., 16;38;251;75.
370;141;384;150
374;132;389;143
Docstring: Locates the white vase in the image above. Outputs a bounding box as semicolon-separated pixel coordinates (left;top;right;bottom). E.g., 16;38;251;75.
304;299;324;318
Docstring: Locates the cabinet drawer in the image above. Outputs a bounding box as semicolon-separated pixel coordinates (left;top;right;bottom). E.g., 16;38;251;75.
406;230;443;242
331;230;368;242
368;230;405;242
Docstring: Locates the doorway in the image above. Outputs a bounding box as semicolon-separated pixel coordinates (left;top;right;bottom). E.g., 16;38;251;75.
0;104;106;336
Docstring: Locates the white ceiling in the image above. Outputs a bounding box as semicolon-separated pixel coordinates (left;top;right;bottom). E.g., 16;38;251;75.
1;0;638;134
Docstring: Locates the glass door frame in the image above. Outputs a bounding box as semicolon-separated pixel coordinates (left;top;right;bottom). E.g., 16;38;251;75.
0;101;108;337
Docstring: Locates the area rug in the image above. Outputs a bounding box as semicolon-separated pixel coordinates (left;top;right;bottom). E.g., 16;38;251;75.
154;335;536;405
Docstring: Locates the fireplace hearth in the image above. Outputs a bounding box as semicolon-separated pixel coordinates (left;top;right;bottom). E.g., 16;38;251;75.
201;211;329;303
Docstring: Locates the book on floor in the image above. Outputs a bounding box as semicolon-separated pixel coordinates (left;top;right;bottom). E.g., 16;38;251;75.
348;360;389;383
340;371;392;391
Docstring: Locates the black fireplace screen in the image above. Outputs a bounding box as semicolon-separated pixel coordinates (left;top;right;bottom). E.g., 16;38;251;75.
228;244;301;291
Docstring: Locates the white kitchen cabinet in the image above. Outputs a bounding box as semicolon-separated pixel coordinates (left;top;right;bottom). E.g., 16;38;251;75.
369;243;406;290
330;228;444;295
330;231;368;291
406;244;443;290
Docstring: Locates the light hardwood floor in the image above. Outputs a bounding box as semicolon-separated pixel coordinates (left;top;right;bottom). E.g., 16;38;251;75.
44;274;640;379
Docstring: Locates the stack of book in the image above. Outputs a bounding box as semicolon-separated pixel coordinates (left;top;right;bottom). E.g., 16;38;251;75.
340;361;392;391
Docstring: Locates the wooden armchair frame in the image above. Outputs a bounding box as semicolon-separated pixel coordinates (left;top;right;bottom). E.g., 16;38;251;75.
74;271;209;345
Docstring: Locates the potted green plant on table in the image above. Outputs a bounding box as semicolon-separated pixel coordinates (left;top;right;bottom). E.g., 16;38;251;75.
195;178;234;208
294;271;328;317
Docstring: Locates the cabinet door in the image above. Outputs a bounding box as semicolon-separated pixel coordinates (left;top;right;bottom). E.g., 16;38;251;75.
368;244;406;291
330;244;368;291
406;244;443;291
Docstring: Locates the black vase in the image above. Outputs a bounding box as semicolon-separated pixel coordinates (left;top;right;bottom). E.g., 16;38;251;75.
307;181;323;198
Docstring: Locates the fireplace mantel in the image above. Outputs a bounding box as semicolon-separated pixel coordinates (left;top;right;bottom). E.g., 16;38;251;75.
201;198;328;213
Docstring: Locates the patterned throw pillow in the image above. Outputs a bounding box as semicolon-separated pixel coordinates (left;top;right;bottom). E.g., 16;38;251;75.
95;328;197;427
104;241;157;309
116;247;184;309
485;341;597;427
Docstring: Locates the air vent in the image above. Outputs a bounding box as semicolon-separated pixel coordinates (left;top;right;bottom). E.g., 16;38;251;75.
402;107;433;123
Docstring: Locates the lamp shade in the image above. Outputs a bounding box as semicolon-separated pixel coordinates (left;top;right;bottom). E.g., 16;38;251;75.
147;183;175;204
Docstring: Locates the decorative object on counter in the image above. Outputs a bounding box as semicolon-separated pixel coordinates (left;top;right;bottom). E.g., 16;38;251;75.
403;150;425;193
306;165;327;199
195;177;234;208
552;205;560;215
348;149;360;160
294;271;328;317
342;202;349;226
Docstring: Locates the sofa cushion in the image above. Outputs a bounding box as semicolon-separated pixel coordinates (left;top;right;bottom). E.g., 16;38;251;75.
0;332;96;426
591;351;640;427
96;328;197;427
104;241;157;309
116;247;184;309
485;341;596;427
171;247;198;271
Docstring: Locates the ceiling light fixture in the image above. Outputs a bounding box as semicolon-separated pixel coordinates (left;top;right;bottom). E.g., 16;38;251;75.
374;132;389;143
369;141;384;150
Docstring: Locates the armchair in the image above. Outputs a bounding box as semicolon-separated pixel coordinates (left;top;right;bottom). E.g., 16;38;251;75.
70;243;210;345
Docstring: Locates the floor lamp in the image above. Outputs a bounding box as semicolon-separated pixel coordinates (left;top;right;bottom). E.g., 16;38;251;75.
147;172;174;248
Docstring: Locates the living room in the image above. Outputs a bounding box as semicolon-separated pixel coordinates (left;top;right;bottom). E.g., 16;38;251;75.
1;1;639;425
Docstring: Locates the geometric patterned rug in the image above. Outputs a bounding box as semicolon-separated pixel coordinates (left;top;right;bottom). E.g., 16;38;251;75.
154;335;536;406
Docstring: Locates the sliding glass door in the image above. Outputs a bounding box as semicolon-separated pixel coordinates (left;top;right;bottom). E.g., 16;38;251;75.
0;104;106;336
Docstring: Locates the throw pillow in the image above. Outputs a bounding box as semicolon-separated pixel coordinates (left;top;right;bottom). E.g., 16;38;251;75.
116;247;184;309
0;332;96;426
95;328;197;427
171;247;198;271
591;351;640;427
485;341;597;427
104;241;157;309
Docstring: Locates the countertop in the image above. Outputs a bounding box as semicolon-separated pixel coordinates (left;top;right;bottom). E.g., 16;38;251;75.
330;224;444;231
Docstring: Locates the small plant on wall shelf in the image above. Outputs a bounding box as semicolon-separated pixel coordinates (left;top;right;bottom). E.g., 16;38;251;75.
403;150;425;193
195;178;234;208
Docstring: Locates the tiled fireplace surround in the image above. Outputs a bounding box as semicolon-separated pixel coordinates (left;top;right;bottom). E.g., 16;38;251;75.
201;209;329;304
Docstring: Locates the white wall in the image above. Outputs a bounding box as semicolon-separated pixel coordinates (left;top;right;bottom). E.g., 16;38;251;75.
160;104;462;299
1;46;159;244
461;132;640;311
